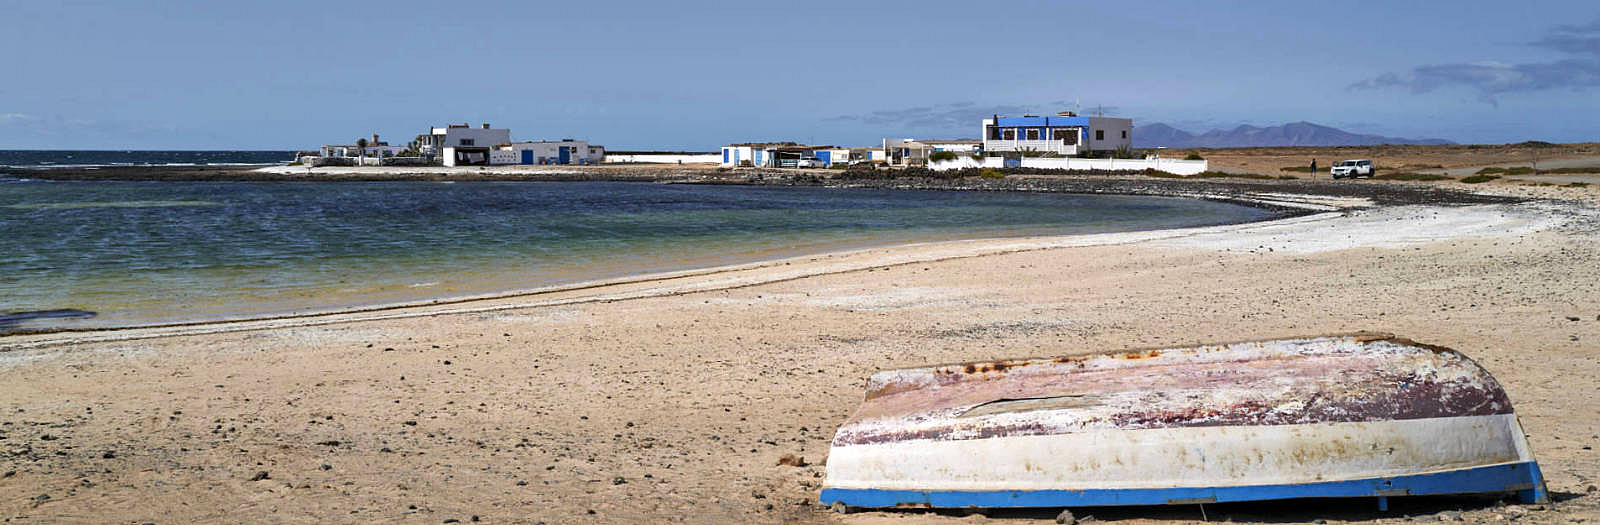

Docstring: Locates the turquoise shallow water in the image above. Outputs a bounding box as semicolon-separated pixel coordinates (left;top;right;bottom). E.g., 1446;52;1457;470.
0;179;1277;332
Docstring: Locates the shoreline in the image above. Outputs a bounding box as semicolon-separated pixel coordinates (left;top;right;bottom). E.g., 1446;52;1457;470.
2;192;1581;351
0;206;1332;350
4;164;1598;524
2;162;1536;207
0;168;1534;344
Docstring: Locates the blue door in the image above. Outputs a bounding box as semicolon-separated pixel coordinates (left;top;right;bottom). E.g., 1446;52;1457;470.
521;150;534;164
558;147;571;164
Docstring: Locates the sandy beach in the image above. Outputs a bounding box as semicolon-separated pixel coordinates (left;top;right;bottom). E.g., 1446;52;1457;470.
3;177;1599;524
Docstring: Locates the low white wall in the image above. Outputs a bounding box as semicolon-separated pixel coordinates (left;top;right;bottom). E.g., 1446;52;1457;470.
929;157;1208;175
605;154;720;164
489;150;519;165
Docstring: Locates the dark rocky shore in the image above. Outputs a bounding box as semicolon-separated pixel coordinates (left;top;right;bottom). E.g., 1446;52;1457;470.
3;164;1528;212
749;171;1527;209
0;165;681;182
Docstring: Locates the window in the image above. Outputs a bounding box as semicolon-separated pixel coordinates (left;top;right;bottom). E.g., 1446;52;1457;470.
1002;129;1016;140
1025;129;1039;140
1095;130;1104;141
1121;130;1127;139
988;126;1001;140
460;139;475;146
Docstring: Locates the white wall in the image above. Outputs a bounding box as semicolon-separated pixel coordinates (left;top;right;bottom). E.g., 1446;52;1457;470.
441;127;511;148
928;142;981;153
928;156;1208;175
819;149;852;166
499;141;601;164
1088;117;1133;151
489;150;519;165
720;146;756;167
981;138;1080;156
321;145;407;157
606;153;721;164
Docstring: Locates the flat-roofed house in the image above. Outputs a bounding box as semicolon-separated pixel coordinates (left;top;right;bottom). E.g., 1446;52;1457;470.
882;138;934;166
981;112;1131;157
493;140;605;165
417;123;512;166
320;134;407;158
720;143;834;168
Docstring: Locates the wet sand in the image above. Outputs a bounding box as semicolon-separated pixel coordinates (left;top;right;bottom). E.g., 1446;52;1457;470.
2;179;1599;524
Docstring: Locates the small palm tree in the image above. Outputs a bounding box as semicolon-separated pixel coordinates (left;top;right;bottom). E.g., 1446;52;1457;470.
355;138;368;160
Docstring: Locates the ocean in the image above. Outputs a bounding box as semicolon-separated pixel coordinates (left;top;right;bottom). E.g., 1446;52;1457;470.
0;149;297;168
0;179;1277;333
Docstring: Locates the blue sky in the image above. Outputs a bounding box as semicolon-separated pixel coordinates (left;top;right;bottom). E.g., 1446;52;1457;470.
1;0;1597;150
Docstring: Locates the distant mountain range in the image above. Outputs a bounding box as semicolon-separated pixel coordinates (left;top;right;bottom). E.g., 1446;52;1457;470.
1134;121;1455;148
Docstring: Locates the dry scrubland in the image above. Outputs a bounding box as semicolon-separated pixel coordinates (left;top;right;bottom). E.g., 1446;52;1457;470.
2;170;1600;524
1172;142;1600;175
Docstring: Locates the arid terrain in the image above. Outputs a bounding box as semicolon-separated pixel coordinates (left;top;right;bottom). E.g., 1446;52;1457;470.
2;172;1599;524
1169;142;1600;177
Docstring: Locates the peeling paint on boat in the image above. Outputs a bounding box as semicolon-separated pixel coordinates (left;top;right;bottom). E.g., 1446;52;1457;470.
821;334;1547;509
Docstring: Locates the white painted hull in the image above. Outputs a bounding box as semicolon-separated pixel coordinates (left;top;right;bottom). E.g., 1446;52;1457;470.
820;334;1548;509
826;414;1532;492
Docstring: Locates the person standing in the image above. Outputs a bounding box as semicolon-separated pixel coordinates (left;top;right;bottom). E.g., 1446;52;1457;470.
1311;159;1317;180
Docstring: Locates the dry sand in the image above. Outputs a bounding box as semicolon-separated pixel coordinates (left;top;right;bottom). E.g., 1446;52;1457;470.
3;181;1600;524
1167;143;1600;175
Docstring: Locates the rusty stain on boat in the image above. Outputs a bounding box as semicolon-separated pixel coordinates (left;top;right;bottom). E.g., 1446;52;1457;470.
821;333;1547;509
838;333;1510;446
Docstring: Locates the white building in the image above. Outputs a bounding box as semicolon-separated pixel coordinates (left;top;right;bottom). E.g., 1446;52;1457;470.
719;143;838;168
320;134;408;158
852;148;886;164
492;140;605;165
720;145;761;167
811;148;853;167
981;112;1131;156
878;139;983;166
418;123;512;166
924;139;983;154
882;138;932;166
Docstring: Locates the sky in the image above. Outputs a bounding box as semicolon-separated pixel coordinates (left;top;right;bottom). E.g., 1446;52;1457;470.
1;0;1598;150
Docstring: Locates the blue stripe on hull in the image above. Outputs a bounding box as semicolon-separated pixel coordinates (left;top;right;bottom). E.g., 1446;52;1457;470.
821;462;1545;509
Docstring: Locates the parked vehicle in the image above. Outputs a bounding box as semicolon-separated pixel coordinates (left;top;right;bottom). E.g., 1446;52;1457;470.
796;158;825;168
1331;159;1375;178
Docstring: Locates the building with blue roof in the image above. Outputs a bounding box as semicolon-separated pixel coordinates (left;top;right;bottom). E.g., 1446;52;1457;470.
982;112;1131;157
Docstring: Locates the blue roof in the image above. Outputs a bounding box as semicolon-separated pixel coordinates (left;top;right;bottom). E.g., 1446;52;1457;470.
993;115;1089;128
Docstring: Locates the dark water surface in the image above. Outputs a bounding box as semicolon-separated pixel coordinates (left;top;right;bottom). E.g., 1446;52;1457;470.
0;180;1277;332
0;150;295;168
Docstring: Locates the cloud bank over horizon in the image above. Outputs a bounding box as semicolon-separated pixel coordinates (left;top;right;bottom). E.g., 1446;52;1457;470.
1352;17;1600;104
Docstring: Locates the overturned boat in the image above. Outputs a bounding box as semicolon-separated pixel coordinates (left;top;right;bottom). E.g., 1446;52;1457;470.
821;334;1546;511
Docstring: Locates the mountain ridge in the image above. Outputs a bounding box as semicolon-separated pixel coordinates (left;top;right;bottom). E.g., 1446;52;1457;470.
1134;121;1454;148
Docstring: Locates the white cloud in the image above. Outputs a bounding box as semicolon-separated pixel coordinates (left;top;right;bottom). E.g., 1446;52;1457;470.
0;113;41;124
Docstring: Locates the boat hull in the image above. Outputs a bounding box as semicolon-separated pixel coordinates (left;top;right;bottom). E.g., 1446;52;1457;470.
820;334;1547;509
821;461;1545;508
